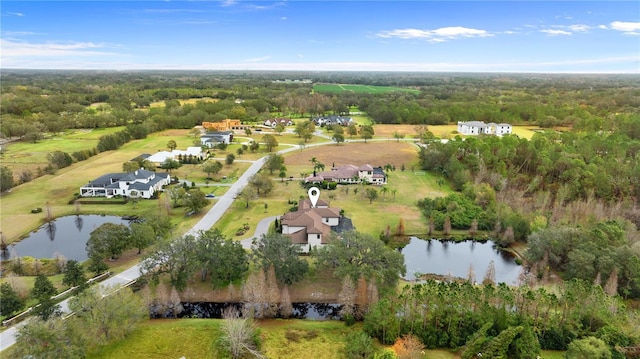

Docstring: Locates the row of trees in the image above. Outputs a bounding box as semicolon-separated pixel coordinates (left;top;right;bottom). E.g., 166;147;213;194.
139;230;406;319
12;286;148;358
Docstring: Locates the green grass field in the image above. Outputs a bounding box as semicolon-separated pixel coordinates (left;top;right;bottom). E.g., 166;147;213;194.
1;127;125;175
314;83;420;94
86;318;466;359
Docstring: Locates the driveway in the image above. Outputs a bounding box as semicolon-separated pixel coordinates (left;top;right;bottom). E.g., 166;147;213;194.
239;215;279;249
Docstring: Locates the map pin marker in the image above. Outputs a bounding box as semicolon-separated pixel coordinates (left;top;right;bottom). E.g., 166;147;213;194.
308;187;320;208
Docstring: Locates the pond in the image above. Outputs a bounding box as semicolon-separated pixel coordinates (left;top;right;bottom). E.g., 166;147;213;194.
3;215;131;262
401;237;522;285
172;302;342;320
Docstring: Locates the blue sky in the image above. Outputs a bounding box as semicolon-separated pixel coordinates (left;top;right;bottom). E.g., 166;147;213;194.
1;1;639;73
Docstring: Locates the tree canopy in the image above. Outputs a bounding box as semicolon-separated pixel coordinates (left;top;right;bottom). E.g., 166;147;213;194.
316;231;405;289
251;233;309;285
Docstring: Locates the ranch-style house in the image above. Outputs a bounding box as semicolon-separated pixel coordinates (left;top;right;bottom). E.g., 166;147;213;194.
305;164;387;185
80;168;170;199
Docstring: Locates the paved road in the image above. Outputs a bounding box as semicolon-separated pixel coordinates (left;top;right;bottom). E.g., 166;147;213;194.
0;141;305;352
0;135;420;351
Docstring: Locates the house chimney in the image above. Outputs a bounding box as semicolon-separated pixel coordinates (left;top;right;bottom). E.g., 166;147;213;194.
135;170;138;175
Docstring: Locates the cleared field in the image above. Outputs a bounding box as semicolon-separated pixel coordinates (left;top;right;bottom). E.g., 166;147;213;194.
314;83;420;94
1;129;221;244
284;141;418;169
1;127;125;176
423;124;540;140
214;141;451;240
371;124;421;138
149;97;218;108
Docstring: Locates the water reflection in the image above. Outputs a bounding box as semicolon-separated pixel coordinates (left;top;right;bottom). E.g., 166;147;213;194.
401;237;521;285
8;215;129;262
45;221;57;241
74;215;84;232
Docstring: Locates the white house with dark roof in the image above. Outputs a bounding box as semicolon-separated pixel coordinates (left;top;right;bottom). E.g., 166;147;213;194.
200;131;234;148
80;168;170;199
263;118;293;128
457;121;512;136
305;164;386;185
147;147;205;165
280;198;342;253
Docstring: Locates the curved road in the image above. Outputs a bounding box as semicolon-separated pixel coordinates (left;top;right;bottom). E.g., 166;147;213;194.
0;141;307;351
0;135;421;351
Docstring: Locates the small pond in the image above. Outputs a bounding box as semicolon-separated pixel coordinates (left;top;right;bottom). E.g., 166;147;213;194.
3;215;131;262
401;237;522;285
161;302;342;320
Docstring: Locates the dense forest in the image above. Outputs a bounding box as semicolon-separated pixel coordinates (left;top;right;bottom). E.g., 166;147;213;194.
2;70;639;137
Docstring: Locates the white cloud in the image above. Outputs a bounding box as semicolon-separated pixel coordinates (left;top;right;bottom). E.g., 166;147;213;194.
0;39;120;58
280;17;287;20
566;24;590;32
2;31;40;37
4;56;637;73
377;26;491;43
244;56;271;62
6;12;24;17
541;29;572;36
609;21;640;35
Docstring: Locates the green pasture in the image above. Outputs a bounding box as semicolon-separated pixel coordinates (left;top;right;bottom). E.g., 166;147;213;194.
213;163;453;241
86;319;363;359
314;83;420;94
1;129;226;244
1;127;125;174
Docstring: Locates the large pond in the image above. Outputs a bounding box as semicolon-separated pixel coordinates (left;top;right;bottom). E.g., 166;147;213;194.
401;237;522;285
3;215;130;262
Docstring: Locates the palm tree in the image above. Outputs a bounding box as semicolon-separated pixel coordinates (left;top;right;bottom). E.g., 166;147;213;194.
380;186;389;200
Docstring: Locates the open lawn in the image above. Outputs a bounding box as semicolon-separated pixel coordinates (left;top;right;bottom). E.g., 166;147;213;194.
427;124;540;140
214;141;452;240
314;83;420;94
0;129;226;244
1;127;125;176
